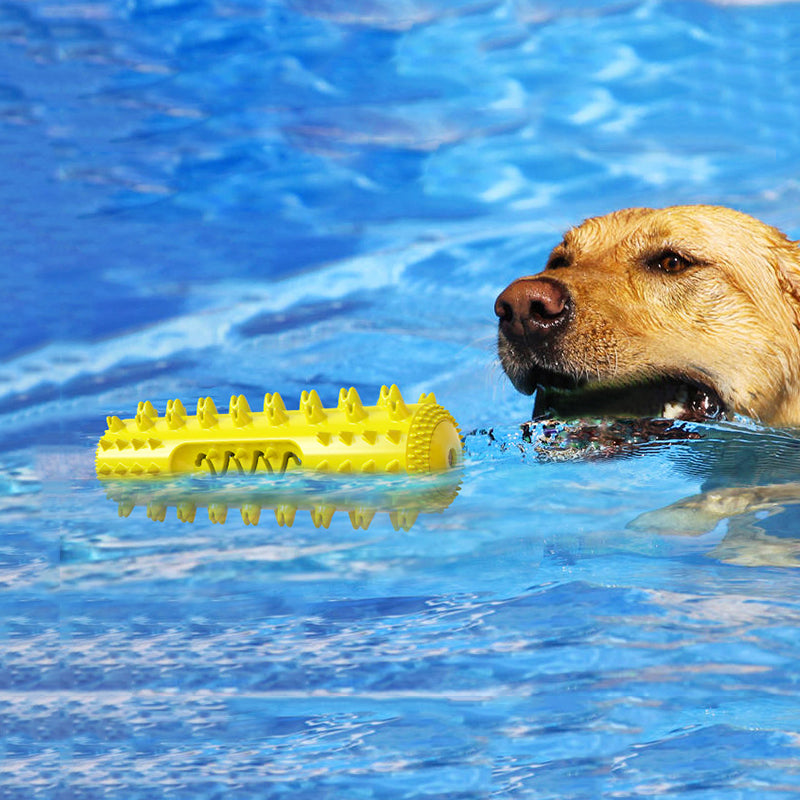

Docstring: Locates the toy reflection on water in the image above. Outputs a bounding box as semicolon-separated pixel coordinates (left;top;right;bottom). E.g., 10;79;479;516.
102;469;461;530
96;385;462;529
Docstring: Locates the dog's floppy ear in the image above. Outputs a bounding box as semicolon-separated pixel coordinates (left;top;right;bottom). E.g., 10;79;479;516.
771;236;800;333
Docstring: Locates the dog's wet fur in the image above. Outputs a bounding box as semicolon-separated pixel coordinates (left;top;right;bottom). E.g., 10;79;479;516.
495;205;800;426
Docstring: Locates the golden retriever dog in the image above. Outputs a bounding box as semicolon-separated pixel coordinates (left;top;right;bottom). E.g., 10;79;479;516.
495;205;800;426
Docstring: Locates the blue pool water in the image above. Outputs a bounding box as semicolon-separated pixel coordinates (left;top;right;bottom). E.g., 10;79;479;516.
3;0;800;796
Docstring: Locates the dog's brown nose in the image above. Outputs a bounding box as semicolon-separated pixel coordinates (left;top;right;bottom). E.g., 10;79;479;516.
494;276;571;339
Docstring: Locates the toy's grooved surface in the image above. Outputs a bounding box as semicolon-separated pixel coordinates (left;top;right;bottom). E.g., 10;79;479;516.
96;386;462;479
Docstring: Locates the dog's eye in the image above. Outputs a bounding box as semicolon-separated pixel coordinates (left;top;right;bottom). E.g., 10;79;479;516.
544;239;571;270
653;251;691;274
546;247;571;270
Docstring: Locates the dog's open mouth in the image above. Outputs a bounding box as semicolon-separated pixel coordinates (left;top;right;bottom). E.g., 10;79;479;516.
531;375;728;423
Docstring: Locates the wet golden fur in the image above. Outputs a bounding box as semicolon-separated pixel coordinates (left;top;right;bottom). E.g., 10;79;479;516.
498;205;800;426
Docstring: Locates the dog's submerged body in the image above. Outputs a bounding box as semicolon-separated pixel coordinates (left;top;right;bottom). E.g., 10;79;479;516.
495;205;800;426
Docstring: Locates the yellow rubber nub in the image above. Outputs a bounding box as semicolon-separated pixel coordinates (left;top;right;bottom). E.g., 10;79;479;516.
405;404;462;473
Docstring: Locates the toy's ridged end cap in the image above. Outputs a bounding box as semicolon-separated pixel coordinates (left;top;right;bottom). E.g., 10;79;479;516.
406;404;462;472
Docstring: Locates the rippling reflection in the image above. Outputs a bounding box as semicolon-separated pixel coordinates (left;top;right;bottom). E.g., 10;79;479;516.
100;470;462;530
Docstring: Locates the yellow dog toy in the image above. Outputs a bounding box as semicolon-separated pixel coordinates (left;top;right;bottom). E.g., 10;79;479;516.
96;385;461;479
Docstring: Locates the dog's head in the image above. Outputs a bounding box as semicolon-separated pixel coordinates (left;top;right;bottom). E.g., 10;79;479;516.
495;205;800;425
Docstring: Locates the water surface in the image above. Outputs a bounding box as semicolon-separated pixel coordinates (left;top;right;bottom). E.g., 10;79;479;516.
2;0;800;797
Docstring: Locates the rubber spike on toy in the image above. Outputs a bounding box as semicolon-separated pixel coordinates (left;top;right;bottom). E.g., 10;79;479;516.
197;397;218;428
230;394;252;427
390;510;419;532
147;502;167;522
378;384;409;421
176;502;196;523
349;508;375;530
403;511;420;530
118;501;134;517
417;392;437;405
107;415;126;432
135;401;158;431
166;399;187;429
386;430;402;445
241;504;261;525
275;504;296;527
208;503;227;524
339;387;368;422
300;390;326;423
310;505;334;528
264;392;288;424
